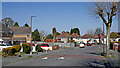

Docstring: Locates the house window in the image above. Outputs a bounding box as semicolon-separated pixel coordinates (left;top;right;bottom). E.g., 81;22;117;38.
10;33;12;37
27;35;30;37
1;33;2;37
7;32;8;36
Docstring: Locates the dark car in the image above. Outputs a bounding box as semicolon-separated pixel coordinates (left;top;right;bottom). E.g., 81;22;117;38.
87;42;91;46
26;43;35;46
41;44;49;47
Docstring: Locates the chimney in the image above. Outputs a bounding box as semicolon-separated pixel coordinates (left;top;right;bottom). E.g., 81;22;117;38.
66;32;69;34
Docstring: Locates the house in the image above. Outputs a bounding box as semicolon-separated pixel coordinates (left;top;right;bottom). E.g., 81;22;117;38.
70;33;80;42
9;27;31;45
0;23;13;45
45;39;60;43
56;32;69;43
94;34;106;44
80;34;92;44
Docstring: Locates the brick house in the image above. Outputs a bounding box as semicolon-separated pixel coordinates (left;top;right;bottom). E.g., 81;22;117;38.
70;33;80;42
45;39;61;43
0;23;13;45
9;27;31;45
56;32;70;43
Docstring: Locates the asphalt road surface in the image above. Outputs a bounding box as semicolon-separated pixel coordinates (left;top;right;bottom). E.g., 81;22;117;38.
3;45;108;67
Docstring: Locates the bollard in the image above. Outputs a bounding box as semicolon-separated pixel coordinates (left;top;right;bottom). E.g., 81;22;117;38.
52;46;54;50
113;44;115;50
46;50;48;54
18;51;21;57
57;45;59;49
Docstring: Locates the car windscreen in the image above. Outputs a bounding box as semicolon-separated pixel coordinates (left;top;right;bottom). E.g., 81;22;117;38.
41;44;45;46
47;44;49;47
33;44;35;46
0;44;6;46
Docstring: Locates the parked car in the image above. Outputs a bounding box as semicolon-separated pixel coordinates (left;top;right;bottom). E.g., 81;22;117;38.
118;44;120;52
113;43;119;51
0;44;12;51
41;44;49;47
78;43;85;48
41;44;52;50
87;42;91;46
26;43;35;46
77;42;85;48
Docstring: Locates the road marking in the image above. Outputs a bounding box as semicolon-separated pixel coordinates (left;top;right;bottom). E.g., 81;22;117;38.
42;57;48;60
40;54;105;60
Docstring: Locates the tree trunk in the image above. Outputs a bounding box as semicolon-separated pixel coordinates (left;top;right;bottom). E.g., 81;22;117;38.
106;26;110;56
67;37;69;43
53;36;55;43
99;35;101;44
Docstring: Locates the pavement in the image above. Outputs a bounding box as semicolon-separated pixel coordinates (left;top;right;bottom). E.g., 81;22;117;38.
105;49;120;67
1;45;119;67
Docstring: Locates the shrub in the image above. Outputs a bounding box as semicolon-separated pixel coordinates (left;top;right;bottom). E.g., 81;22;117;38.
12;45;21;52
118;41;120;44
36;44;43;52
4;47;16;56
74;42;77;47
2;45;21;56
22;44;31;54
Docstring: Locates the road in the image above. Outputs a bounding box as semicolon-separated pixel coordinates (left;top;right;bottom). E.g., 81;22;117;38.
3;45;108;67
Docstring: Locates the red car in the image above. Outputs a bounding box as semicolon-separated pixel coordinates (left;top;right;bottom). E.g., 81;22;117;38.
41;44;49;47
26;43;35;46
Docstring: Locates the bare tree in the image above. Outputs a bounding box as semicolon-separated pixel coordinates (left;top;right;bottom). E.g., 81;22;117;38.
39;30;48;42
2;17;14;27
91;2;118;56
95;28;103;44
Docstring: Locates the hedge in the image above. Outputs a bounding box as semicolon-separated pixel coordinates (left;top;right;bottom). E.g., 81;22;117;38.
22;44;31;54
12;45;21;52
3;45;21;56
35;44;43;52
3;47;16;56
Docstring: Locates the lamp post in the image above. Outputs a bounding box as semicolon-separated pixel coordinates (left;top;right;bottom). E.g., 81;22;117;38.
30;15;36;56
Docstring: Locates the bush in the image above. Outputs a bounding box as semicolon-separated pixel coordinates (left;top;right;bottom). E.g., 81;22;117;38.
118;41;120;44
12;45;21;52
4;47;16;56
2;45;21;57
35;44;43;52
74;42;77;47
22;44;31;54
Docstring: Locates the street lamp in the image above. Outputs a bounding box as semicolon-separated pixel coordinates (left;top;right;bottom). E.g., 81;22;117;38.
30;15;36;56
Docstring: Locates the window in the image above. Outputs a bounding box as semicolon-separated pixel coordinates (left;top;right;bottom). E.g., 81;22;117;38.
0;33;2;37
7;32;8;36
10;33;12;37
27;35;30;37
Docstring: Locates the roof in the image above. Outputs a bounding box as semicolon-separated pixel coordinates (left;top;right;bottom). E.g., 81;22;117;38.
0;23;12;32
45;39;60;43
94;34;106;38
82;34;92;39
56;32;69;38
9;27;31;34
70;33;80;38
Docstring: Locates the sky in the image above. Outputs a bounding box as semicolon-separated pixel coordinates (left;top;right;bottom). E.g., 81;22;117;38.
2;2;118;35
